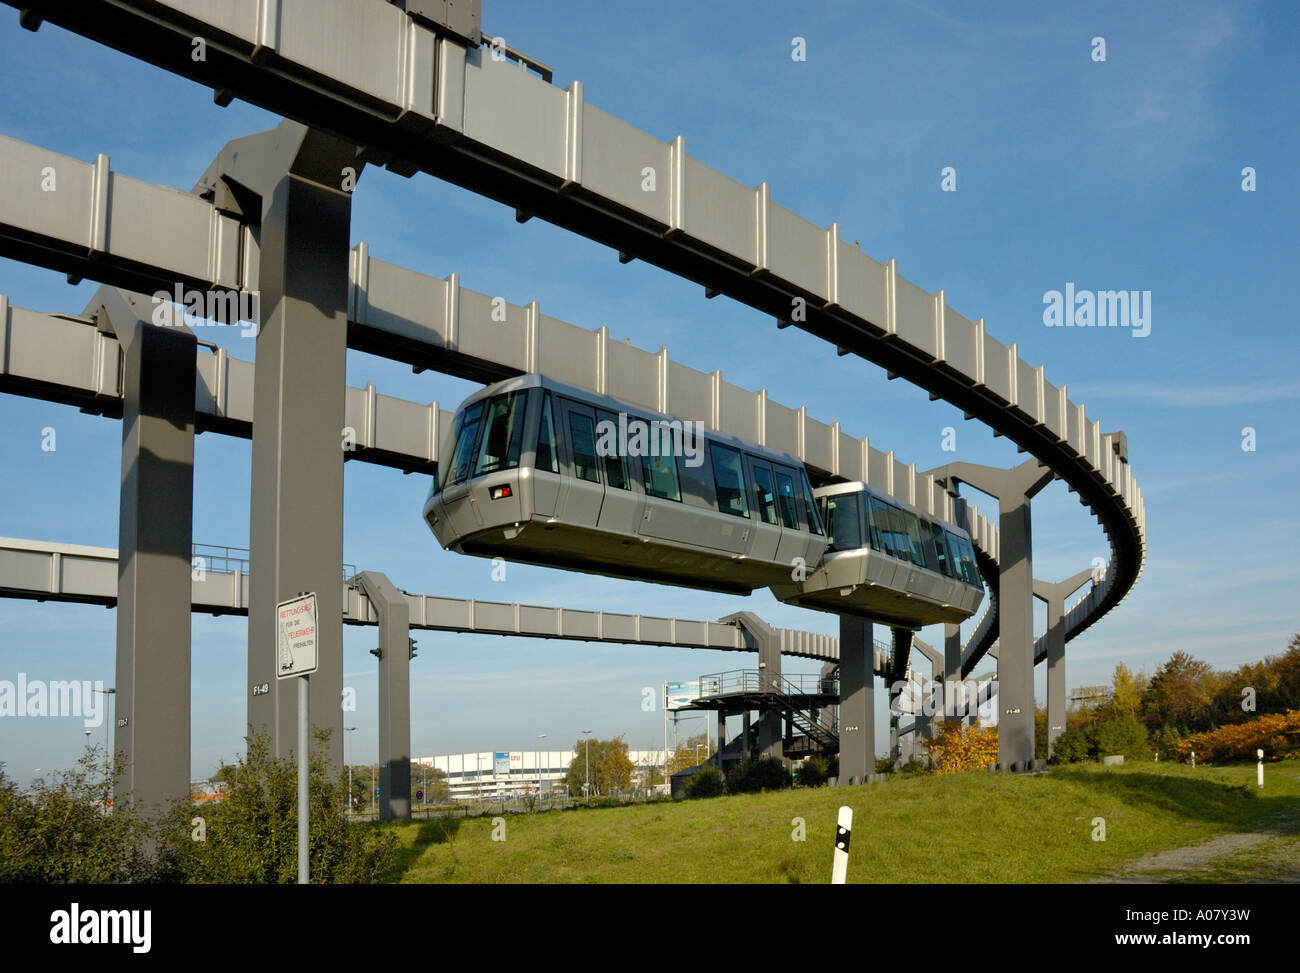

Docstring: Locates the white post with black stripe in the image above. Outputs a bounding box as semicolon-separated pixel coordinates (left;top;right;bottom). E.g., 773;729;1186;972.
1258;749;1264;788
832;806;853;884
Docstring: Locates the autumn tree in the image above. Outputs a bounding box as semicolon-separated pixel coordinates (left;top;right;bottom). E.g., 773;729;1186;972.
563;735;635;797
665;732;715;775
1140;651;1215;733
1109;663;1147;719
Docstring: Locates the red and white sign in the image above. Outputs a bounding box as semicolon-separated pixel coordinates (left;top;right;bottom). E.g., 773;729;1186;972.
276;593;319;678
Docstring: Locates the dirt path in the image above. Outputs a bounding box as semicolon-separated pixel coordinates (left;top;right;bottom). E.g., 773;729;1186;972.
1091;806;1300;884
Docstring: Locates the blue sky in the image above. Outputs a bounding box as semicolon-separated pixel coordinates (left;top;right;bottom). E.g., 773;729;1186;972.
1;0;1297;782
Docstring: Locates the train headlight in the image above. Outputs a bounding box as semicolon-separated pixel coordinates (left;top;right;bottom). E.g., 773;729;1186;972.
489;484;513;500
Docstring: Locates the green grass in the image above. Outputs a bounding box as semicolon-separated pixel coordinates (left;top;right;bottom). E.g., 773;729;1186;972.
382;760;1300;884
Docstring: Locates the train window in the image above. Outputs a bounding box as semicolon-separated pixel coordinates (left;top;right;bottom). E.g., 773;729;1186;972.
567;412;600;483
596;410;629;489
953;534;980;586
774;470;800;529
750;463;779;525
929;522;956;578
869;497;911;561
534;394;559;474
641;451;681;501
447;400;486;487
474;391;527;476
902;512;927;568
864;494;884;551
824;493;862;552
709;444;748;518
797;471;824;535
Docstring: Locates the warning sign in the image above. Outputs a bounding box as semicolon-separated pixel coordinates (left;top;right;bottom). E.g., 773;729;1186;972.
276;593;319;678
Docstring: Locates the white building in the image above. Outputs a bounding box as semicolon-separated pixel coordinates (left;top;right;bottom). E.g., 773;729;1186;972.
415;749;669;800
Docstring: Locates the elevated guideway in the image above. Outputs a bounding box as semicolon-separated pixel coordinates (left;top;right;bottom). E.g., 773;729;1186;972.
0;0;1144;790
0;8;1142;645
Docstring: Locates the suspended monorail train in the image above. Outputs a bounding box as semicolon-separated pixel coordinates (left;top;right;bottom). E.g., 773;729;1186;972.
771;482;984;626
423;375;984;626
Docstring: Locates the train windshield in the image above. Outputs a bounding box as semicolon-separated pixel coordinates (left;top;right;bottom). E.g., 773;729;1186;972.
474;391;528;476
441;400;486;490
822;493;862;552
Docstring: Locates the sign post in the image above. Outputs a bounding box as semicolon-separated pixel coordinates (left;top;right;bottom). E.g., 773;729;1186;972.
277;592;319;885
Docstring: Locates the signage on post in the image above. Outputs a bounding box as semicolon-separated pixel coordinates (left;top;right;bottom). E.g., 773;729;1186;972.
276;593;319;679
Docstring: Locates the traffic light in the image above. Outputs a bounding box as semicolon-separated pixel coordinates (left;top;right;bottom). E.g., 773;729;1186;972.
409;637;418;660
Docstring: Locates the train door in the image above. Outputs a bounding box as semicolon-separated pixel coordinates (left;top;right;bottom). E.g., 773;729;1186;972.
743;456;782;562
530;391;561;517
556;398;603;529
771;464;808;567
594;408;644;534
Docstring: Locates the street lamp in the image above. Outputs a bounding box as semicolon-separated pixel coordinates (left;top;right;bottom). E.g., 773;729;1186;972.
581;729;592;799
94;688;115;788
536;733;547;795
344;726;357;817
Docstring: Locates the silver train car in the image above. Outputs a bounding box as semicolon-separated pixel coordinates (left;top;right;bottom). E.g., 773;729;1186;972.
423;375;829;594
769;482;984;626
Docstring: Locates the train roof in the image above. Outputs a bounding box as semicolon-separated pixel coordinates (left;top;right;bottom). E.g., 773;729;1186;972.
459;374;810;469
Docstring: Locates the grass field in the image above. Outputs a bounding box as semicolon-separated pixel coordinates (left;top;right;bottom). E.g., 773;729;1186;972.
383;760;1300;884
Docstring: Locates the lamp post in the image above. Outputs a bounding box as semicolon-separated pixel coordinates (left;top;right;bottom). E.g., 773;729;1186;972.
344;726;357;816
581;729;592;798
536;733;547;795
94;688;115;790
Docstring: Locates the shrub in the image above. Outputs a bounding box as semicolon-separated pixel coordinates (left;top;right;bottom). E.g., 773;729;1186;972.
1049;714;1151;765
685;767;724;799
1170;709;1300;764
726;757;792;794
158;730;399;883
796;756;830;788
922;722;999;773
0;750;164;883
1049;728;1092;765
1091;713;1151;761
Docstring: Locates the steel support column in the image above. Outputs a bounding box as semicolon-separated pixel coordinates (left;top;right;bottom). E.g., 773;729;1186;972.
838;615;876;782
96;287;196;813
944;622;963;723
1034;569;1094;758
933;459;1054;769
357;571;411;820
214;122;361;772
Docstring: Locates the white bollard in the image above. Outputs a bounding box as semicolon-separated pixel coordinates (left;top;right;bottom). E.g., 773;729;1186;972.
1191;751;1195;768
1257;749;1264;788
831;806;852;885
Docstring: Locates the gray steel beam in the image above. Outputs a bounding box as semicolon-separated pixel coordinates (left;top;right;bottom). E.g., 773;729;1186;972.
355;571;411;821
934;460;1054;769
1034;569;1095;757
838;615;876;782
0;7;1144;658
95;287;196;814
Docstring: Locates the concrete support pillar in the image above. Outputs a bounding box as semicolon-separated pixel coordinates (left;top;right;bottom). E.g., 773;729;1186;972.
930;459;1053;769
357;572;411;820
97;288;196;813
211;123;360;774
838;614;876;782
1034;569;1094;758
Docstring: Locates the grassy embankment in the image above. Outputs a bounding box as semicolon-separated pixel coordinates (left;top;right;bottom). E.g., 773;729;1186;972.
384;760;1300;883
